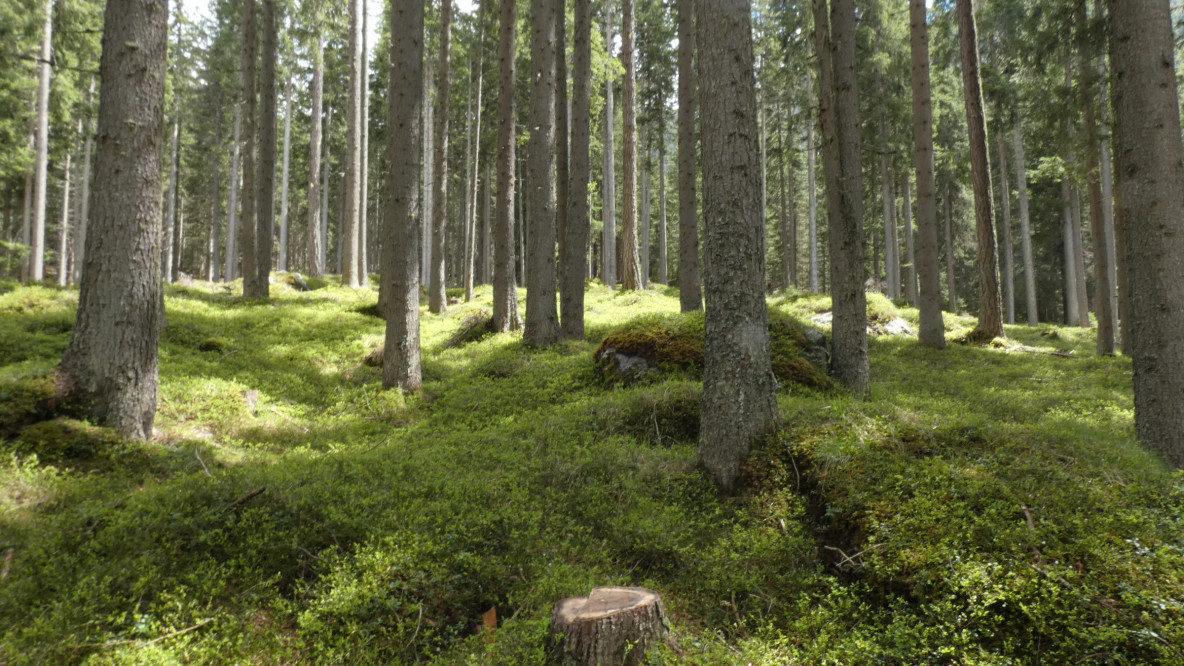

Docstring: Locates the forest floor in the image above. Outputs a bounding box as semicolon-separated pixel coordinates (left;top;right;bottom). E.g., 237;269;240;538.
1;276;1181;664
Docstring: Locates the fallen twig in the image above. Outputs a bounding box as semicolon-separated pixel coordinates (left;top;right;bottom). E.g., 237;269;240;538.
78;618;214;648
194;445;212;477
224;486;266;513
269;406;310;433
1;548;13;580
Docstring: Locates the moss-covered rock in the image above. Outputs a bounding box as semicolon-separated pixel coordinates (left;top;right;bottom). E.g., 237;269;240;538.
594;309;832;390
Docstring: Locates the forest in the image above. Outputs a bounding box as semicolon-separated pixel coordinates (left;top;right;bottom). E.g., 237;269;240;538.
1;0;1183;663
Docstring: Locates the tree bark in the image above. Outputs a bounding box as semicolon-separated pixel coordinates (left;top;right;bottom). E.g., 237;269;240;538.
308;36;324;277
74;82;95;285
676;0;700;310
562;0;592;340
815;0;870;393
58;0;167;439
1061;178;1079;325
807;81;819;293
602;7;617;289
56;149;72;287
550;587;669;666
1108;0;1184;467
382;0;425;392
226;104;242;282
657;138;668;285
207;89;223;282
360;0;370;281
278;82;293;272
619;0;642;290
465;0;488;302
430;0;452;313
29;0;52;282
342;0;363;288
555;0;569;294
163;114;179;283
493;0;520;332
901;175;917;305
241;0;259;295
423;61;434;286
524;0;560;347
778;108;792;290
996;131;1014;324
640;141;651;287
955;0;1003;340
696;0;778;489
321;106;332;274
944;183;957;314
1013;122;1037;325
254;0;277;298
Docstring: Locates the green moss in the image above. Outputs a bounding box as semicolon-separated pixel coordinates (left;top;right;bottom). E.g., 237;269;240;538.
197;338;229;353
0;374;54;436
7;418;125;463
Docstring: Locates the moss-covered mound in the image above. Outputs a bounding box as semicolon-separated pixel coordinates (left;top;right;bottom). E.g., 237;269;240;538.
6;417;125;464
594;308;832;391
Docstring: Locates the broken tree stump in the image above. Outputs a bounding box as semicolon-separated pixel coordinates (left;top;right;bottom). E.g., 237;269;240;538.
550;586;669;666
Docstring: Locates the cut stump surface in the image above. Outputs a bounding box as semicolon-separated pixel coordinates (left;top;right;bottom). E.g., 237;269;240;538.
550;586;668;665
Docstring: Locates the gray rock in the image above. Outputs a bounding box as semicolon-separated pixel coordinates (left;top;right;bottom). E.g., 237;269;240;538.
596;347;657;386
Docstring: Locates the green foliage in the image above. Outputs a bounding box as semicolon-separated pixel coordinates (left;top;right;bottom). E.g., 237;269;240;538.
0;282;1180;664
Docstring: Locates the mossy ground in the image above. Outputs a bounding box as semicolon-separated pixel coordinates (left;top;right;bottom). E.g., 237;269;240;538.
0;280;1180;664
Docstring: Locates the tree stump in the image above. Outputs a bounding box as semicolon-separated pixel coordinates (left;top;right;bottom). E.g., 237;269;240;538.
550;586;669;666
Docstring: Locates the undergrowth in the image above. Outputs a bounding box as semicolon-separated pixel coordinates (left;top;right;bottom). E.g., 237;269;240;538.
0;280;1180;664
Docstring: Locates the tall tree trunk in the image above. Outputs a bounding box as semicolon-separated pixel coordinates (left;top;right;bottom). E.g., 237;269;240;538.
1061;178;1078;325
696;0;778;490
308;37;324;277
29;0;52;282
241;0;259;294
1013;122;1037;325
657;137;668;285
640;140;651;286
254;0;277;298
901;175;917;305
58;0;167;439
207;89;223;281
676;0;700;309
996;132;1014;324
562;0;592;339
493;0;521;332
807;83;819;293
74;81;95;285
778;109;792;289
163;115;179;283
955;0;1003;340
383;0;425;391
555;0;569;294
430;0;453;313
619;0;642;290
1108;0;1184;467
465;0;488;302
321;106;332;274
602;6;617;289
342;0;363;288
944;184;957;314
279;82;293;272
226;104;242;282
360;0;370;281
56;151;72;287
880;152;896;298
483;160;492;284
1099;106;1120;348
423;62;434;286
524;0;560;346
815;0;870;394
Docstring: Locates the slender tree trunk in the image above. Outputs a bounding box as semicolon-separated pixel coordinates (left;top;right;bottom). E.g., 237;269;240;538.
1100;113;1120;348
902;175;917;305
555;0;569;293
163;115;179;283
1061;178;1078;325
308;37;324;277
619;0;643;290
56;151;72;287
996;131;1014;324
815;0;870;393
253;0;277;298
241;0;259;294
696;0;778;491
518;155;526;286
278;82;293;272
226;105;242;282
523;0;560;346
494;0;520;332
778;109;792;289
29;0;52;282
483;160;492;284
956;0;1003;340
342;0;363;288
676;0;700;309
19;149;31;282
807;84;819;293
430;0;452;313
880;152;895;298
1013;122;1037;324
207;90;223;281
658;138;668;285
944;184;957;314
465;0;488;302
603;6;617;289
360;0;370;281
1108;0;1184;467
423;62;434;286
382;0;425;391
562;0;592;339
74;87;95;285
58;0;166;439
321;106;332;273
640;141;651;287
